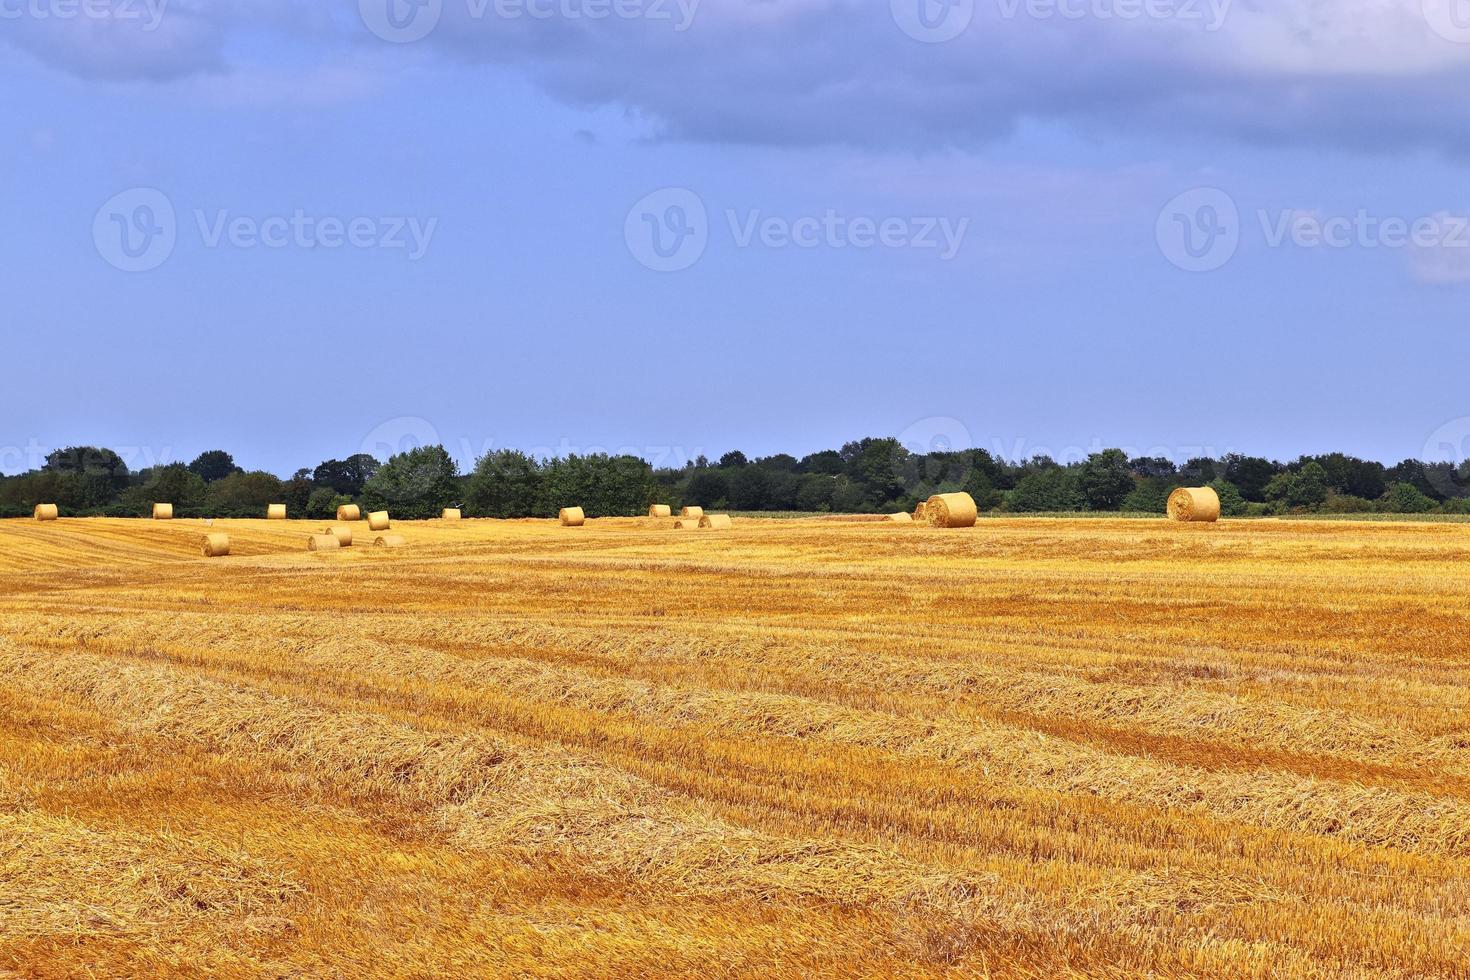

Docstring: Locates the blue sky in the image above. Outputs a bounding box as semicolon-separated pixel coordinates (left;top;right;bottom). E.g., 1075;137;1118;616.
4;0;1470;476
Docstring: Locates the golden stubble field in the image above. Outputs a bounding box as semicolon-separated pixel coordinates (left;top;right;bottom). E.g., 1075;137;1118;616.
0;515;1467;978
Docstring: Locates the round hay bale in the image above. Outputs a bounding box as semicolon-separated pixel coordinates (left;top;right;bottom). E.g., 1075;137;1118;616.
368;511;391;532
374;535;406;549
887;512;914;523
441;509;462;521
267;504;287;521
673;518;701;530
1168;487;1222;523
649;505;673;519
326;526;353;547
152;503;174;521
560;507;586;527
679;506;705;520
336;504;362;522
925;493;978;529
33;504;58;522
699;514;732;530
201;533;231;558
308;534;341;552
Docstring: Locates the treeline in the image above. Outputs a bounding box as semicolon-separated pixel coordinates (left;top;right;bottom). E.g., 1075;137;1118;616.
2;440;1468;519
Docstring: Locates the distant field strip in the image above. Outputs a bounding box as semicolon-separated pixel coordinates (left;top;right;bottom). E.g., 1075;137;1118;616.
0;516;1467;977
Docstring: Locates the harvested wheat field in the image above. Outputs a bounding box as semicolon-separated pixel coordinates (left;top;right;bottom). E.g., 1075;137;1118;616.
1;515;1468;977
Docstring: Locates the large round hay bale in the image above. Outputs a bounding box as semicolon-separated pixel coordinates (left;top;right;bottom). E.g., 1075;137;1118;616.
368;511;391;532
888;512;914;523
308;534;340;552
336;504;362;522
374;535;406;549
33;504;58;522
560;507;586;527
649;505;673;519
327;526;353;547
201;533;231;558
441;509;462;521
679;506;705;520
925;493;978;529
152;503;174;521
1168;487;1221;523
699;514;732;530
673;518;701;530
267;504;287;521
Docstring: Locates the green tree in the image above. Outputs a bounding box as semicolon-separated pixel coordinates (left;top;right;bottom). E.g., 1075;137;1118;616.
1080;449;1135;511
361;446;460;519
1223;455;1281;502
1380;482;1436;514
685;469;729;509
719;451;748;468
1208;479;1248;517
313;454;381;496
123;464;206;516
729;466;774;510
1122;478;1178;515
204;471;284;517
795;474;835;512
43;446;130;508
465;450;544;518
1006;468;1084;513
188;450;241;483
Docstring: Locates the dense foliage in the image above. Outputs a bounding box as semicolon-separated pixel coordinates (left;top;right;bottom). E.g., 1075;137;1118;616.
1;439;1466;519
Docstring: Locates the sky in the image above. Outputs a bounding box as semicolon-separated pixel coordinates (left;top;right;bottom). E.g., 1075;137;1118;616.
4;0;1470;477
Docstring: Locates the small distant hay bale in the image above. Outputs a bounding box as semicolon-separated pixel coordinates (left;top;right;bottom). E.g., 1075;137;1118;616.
679;506;705;520
1168;487;1222;523
267;504;287;521
887;512;914;523
152;503;174;521
33;504;58;522
201;533;231;558
441;509;462;520
368;511;391;532
649;505;673;519
673;518;701;530
336;504;362;522
700;514;732;530
326;526;353;547
925;493;978;529
374;535;406;549
560;507;586;527
307;534;340;552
